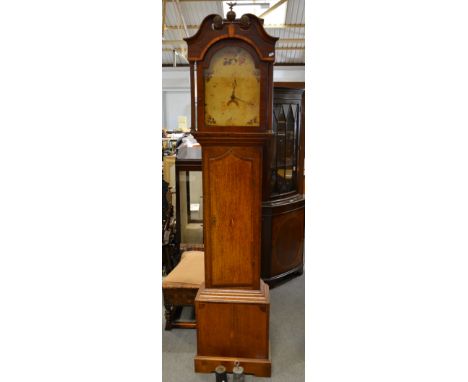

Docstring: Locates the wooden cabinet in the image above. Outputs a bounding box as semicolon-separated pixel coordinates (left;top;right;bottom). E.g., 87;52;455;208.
261;87;305;285
261;195;304;282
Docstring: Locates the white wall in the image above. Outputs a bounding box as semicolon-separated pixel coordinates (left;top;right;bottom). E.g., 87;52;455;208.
162;67;191;89
162;91;191;130
161;66;304;130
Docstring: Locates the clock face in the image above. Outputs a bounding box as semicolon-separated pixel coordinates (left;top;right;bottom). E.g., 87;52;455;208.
204;46;260;126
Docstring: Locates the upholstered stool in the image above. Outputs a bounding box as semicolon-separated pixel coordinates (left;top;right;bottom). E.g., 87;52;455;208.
162;250;204;330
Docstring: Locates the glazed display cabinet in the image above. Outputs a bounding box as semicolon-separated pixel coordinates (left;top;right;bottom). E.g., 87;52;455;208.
261;86;305;285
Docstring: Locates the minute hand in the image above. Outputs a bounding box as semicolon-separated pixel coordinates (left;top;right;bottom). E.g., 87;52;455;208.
233;96;254;106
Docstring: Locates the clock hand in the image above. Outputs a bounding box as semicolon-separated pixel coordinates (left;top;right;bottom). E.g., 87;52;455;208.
227;81;239;106
233;96;254;106
231;79;237;97
227;96;239;106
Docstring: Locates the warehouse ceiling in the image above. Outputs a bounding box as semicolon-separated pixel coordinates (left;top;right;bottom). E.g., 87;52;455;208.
162;0;305;66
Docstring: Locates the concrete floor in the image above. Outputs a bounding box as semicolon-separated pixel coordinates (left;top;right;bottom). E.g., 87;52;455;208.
162;273;304;381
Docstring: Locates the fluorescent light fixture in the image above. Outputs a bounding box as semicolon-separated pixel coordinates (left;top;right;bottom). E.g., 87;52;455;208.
222;1;287;24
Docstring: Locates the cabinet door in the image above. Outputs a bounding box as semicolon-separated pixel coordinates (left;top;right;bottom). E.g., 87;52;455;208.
271;206;305;276
203;146;262;289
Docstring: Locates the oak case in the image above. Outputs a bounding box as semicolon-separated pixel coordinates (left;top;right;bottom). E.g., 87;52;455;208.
184;11;278;377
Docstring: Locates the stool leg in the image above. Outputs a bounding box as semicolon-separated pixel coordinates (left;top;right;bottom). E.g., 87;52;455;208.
164;304;174;330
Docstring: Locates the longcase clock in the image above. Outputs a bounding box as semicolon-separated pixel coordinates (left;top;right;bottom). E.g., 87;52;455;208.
184;6;278;378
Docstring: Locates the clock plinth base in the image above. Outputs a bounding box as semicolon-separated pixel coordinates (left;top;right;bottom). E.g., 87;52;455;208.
194;355;271;377
194;281;271;377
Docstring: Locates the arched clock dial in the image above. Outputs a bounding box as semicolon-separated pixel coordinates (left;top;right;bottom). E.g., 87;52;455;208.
204;46;260;126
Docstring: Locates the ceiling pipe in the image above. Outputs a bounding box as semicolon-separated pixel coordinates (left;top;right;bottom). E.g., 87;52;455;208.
173;0;190;38
172;0;189;63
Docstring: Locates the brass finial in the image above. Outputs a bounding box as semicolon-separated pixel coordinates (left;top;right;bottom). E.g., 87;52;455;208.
226;2;237;21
